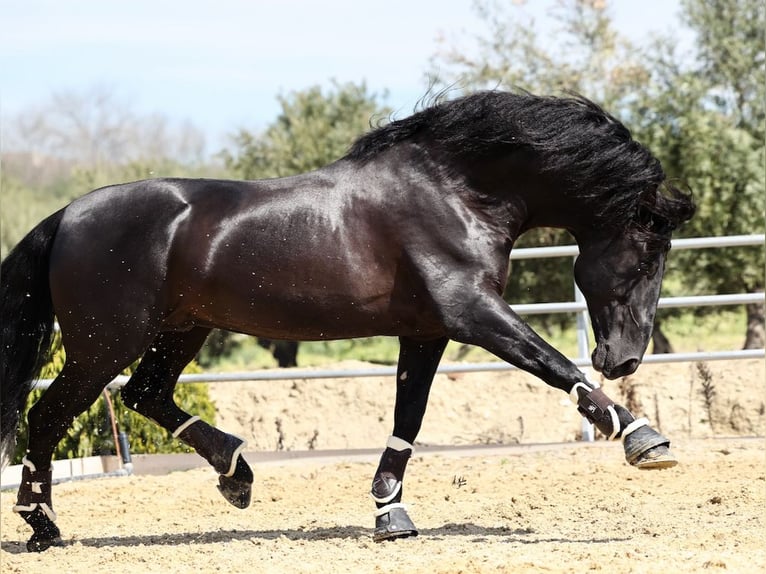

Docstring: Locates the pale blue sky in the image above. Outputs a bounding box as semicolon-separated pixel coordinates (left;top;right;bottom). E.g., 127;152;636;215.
1;1;691;151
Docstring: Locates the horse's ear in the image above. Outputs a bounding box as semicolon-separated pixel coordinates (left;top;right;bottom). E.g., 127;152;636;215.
635;203;657;230
634;185;662;227
636;180;695;234
658;180;696;228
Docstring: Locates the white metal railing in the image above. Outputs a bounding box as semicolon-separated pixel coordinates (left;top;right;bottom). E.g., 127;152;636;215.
36;234;764;392
51;348;756;390
508;234;764;259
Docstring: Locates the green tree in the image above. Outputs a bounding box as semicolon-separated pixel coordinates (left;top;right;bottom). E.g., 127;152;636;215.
682;0;765;137
431;0;649;110
223;80;390;179
628;0;765;348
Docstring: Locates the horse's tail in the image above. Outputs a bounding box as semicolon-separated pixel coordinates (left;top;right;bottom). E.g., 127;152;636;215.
0;209;64;468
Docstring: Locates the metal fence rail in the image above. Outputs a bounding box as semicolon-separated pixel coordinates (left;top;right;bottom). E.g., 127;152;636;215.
508;234;765;259
63;349;757;391
36;233;764;392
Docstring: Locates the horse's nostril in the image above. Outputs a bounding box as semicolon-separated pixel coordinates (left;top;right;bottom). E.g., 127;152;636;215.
600;357;641;379
616;358;640;377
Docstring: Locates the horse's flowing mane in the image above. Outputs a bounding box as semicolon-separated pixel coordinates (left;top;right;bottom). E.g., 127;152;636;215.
346;91;694;236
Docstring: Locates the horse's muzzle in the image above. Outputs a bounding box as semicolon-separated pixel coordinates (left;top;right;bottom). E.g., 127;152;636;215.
591;343;641;379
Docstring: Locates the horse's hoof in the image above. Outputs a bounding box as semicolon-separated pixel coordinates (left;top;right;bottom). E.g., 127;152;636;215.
632;444;678;469
20;507;62;552
373;506;418;542
217;456;253;508
217;479;251;508
624;424;677;470
27;532;63;552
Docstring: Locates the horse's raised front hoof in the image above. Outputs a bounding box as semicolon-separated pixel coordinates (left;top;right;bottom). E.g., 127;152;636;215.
631;444;678;469
624;425;678;470
20;508;62;552
217;455;253;509
373;505;418;542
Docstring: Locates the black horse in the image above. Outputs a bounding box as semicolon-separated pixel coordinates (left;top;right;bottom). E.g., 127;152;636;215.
1;91;694;551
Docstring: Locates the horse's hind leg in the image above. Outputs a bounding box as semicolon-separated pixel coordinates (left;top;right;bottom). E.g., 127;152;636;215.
371;336;448;542
120;328;254;508
16;361;130;551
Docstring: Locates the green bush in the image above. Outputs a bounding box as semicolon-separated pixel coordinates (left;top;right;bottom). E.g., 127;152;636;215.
12;335;216;464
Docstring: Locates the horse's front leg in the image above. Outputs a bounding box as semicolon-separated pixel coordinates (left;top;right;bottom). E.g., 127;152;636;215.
450;294;675;469
371;336;448;542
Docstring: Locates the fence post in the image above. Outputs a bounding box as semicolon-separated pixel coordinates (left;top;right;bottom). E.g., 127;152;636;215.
573;257;595;442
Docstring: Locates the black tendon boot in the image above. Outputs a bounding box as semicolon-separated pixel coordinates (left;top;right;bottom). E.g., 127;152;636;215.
13;458;62;552
371;436;418;541
174;416;254;507
570;382;677;469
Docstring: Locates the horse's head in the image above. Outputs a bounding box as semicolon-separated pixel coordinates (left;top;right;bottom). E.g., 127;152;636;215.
573;226;671;379
573;181;694;379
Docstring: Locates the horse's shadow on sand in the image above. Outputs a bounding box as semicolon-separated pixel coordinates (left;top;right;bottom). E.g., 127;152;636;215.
1;524;630;553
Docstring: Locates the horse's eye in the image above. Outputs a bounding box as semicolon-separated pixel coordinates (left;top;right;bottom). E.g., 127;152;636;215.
637;261;658;276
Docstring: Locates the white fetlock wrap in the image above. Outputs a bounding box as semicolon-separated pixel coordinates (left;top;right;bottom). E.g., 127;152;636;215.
373;502;408;518
387;435;414;453
570;381;621;440
223;435;248;477
172;416;247;477
172;415;201;438
606;406;621;441
12;457;57;522
12;501;57;522
621;417;649;442
569;381;598;405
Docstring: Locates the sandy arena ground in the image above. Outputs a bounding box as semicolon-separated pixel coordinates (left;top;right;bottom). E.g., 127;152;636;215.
1;360;764;573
